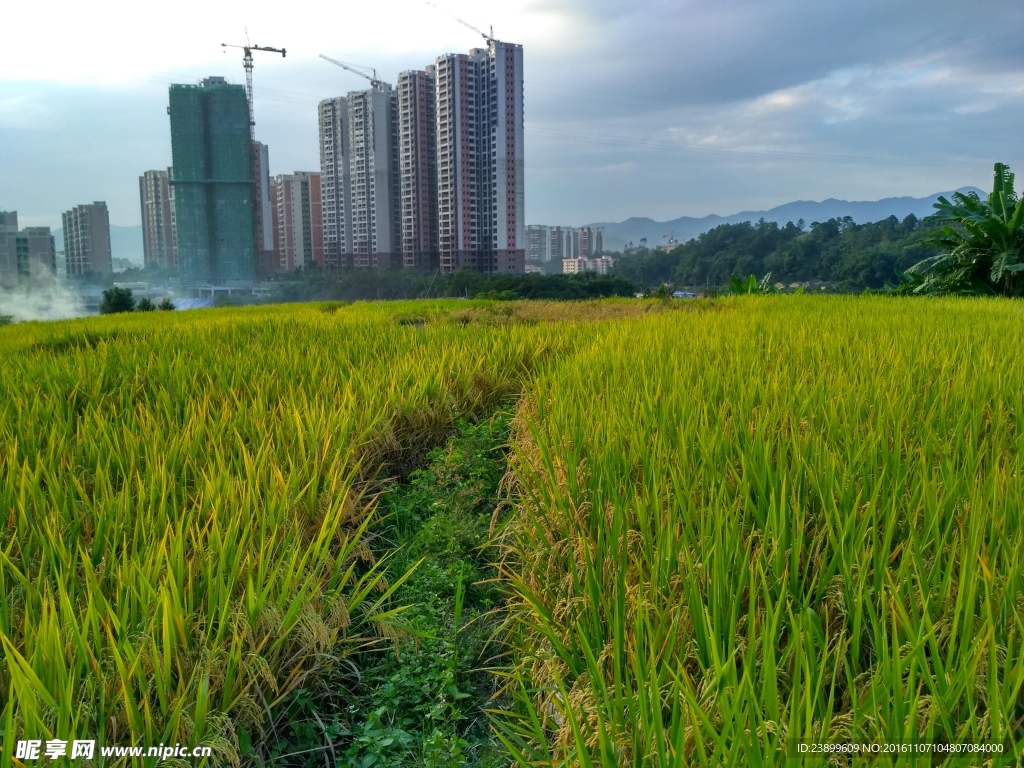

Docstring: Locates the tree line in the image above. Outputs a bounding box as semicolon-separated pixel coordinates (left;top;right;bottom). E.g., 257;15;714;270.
614;162;1024;297
268;269;636;303
612;214;937;291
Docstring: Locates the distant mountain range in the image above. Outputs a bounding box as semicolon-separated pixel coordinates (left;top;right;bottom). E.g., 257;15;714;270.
53;225;143;265
588;188;984;252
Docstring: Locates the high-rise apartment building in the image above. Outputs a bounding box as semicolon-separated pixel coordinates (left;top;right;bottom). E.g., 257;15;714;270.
349;86;401;269
169;76;255;284
548;226;562;260
577;226;605;258
548;226;577;262
319;96;352;270
139;169;177;269
317;39;523;275
17;228;57;278
272;172;324;271
544;227;569;264
435;40;524;274
253;141;275;277
526;224;551;262
398;68;439;271
319;86;400;270
62;202;112;276
434;50;480;272
0;211;16;285
487;40;526;272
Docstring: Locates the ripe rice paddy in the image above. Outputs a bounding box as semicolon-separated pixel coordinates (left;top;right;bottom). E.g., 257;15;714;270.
2;296;1023;766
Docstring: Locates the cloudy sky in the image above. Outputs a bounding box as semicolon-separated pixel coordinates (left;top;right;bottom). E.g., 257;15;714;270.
1;0;1021;230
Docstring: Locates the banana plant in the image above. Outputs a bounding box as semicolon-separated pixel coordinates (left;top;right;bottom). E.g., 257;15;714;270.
727;272;777;295
907;162;1024;296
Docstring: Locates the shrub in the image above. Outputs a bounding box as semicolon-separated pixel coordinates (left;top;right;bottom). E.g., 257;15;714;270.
99;286;135;314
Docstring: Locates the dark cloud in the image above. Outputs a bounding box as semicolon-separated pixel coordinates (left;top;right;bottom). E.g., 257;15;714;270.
529;0;1024;111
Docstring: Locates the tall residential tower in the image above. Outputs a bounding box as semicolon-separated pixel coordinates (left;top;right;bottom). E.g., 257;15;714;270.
318;96;352;269
62;202;111;276
319;86;400;270
0;211;17;285
169;76;255;284
435;40;524;274
139;169;178;269
398;68;439;271
272;171;324;271
348;86;401;269
253;141;276;277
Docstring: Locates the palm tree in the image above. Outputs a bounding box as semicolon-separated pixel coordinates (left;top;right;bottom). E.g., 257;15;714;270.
907;162;1024;296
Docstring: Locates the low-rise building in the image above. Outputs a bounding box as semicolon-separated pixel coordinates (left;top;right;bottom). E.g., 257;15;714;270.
563;255;615;275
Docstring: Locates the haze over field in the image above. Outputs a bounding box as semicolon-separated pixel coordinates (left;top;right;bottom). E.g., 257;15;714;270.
1;0;1021;229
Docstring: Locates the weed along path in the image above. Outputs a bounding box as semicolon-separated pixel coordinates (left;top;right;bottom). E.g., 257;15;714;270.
292;413;519;768
2;296;1023;767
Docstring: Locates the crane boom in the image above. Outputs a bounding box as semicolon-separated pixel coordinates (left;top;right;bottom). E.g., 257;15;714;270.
425;1;494;43
222;41;287;138
319;54;385;90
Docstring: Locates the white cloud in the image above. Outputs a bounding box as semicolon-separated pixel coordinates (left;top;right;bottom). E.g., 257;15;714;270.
1;0;561;84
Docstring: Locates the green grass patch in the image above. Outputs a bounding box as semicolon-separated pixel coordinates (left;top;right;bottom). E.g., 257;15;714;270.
259;412;514;767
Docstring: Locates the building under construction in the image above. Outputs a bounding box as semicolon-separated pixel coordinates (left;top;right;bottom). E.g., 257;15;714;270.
168;76;255;284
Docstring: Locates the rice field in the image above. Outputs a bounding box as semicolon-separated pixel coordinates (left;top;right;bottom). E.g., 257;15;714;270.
0;301;575;764
2;296;1023;766
499;296;1024;765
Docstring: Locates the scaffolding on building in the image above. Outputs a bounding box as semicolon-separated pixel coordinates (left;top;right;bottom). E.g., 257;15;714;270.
168;79;256;285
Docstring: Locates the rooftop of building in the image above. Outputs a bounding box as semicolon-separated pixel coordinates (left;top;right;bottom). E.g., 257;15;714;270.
171;77;240;91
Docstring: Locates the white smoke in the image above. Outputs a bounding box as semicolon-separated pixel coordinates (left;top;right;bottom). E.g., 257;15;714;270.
0;265;90;322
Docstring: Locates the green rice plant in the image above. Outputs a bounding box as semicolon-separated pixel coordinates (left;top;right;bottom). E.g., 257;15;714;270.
496;295;1024;766
0;301;581;765
7;295;1024;767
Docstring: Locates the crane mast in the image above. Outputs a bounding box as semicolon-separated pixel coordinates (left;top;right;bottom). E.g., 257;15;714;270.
222;40;287;139
219;35;286;276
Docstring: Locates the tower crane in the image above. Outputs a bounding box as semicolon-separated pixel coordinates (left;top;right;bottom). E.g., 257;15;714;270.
319;54;386;91
425;1;494;43
221;36;286;140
